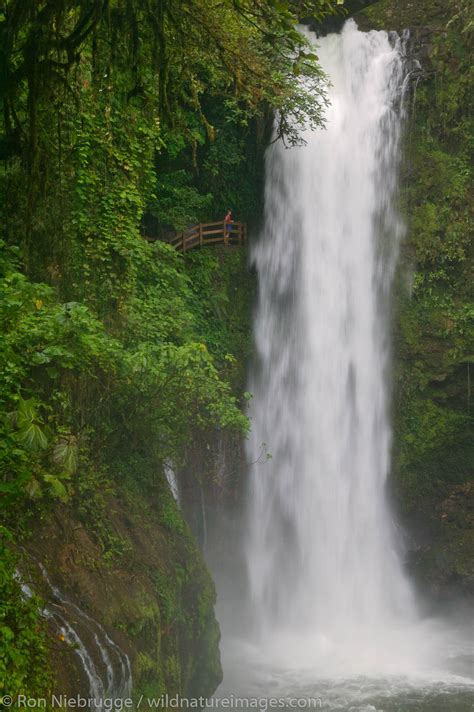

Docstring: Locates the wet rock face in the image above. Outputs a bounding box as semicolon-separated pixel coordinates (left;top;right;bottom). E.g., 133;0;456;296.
406;482;474;600
25;560;133;703
354;0;449;33
354;0;450;79
301;1;378;34
304;1;449;82
22;492;222;700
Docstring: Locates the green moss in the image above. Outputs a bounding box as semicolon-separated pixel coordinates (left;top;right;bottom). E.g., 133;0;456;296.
158;497;186;535
135;652;162;686
152;570;182;627
126;591;161;639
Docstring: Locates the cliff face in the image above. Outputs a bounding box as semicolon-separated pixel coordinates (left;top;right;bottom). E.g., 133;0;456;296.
354;0;473;598
16;468;222;699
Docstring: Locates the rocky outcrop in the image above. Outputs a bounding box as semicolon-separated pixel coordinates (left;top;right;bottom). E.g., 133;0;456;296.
19;479;222;700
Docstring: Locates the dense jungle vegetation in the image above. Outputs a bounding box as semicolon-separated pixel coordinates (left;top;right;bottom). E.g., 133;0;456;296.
0;0;344;698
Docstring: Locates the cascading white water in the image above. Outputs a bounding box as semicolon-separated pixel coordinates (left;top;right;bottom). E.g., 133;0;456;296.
245;20;419;671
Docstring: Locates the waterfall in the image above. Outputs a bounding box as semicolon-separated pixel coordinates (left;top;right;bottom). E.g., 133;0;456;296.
245;20;419;672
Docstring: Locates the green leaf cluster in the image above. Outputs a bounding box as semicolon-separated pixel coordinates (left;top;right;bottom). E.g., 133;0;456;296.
0;240;248;507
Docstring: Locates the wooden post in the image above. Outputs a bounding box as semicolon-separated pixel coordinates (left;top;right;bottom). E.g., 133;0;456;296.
199;224;203;247
238;222;242;246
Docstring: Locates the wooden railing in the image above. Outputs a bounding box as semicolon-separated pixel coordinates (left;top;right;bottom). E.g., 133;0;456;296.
168;221;247;252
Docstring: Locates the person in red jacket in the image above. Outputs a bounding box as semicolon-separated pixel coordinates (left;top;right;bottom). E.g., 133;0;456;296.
224;209;233;239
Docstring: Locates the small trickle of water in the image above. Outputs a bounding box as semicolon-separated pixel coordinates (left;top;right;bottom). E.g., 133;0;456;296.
165;460;181;506
36;562;132;702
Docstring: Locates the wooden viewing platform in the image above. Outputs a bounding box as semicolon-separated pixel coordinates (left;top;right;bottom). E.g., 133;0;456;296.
167;221;247;252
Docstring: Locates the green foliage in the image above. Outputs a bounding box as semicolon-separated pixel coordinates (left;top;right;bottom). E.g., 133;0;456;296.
398;398;468;468
151;170;213;232
73;81;162;310
0;539;52;696
153;569;184;627
1;0;337;242
396;0;473;398
183;249;255;390
0;230;248;509
52;435;79;476
8;398;48;453
408;148;471;267
0;242;120;505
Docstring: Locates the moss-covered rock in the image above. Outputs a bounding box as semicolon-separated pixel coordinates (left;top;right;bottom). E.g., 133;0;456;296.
18;472;222;699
